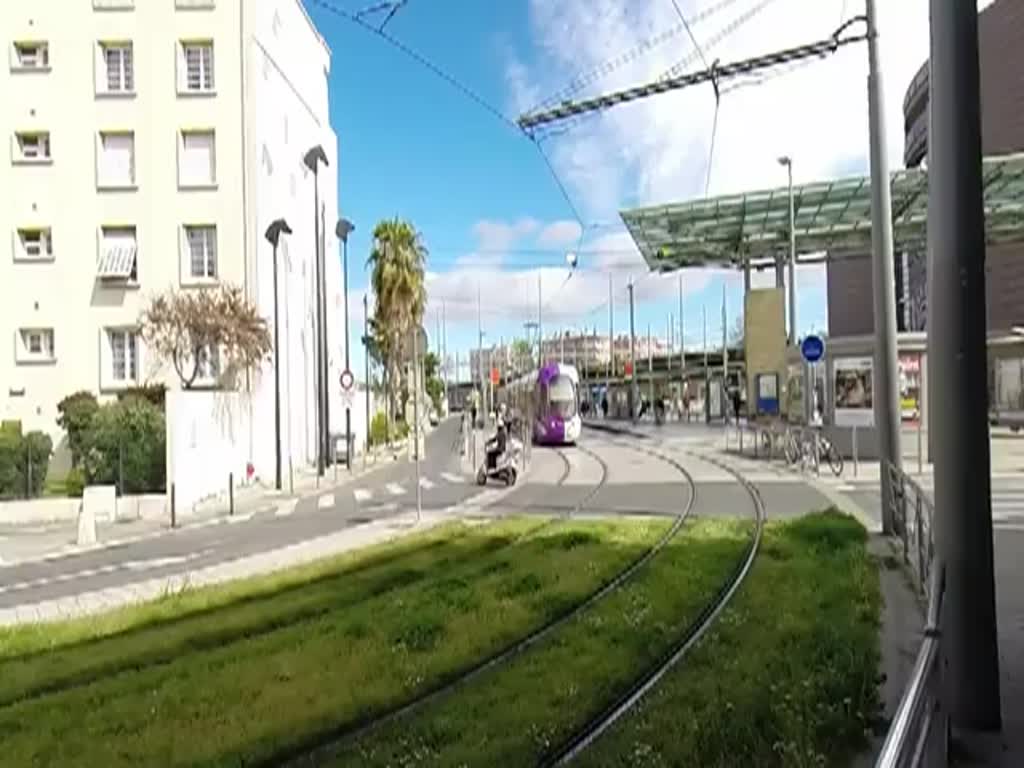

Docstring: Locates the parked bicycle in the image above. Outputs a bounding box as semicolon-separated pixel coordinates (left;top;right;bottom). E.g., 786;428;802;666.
783;427;843;477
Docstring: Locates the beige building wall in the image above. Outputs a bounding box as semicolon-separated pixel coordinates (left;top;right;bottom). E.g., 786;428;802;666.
744;287;787;419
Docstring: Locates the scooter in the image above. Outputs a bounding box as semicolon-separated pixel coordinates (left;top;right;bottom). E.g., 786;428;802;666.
476;436;523;486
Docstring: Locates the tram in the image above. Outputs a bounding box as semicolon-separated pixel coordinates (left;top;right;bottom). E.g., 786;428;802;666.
505;362;582;446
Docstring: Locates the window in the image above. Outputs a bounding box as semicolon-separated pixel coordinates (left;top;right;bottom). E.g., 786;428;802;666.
16;328;55;364
179;41;214;93
178;130;216;187
12;131;51;163
14;228;53;261
11;42;49;71
97;226;138;282
96;131;136;188
107;329;139;383
97;42;134;94
183;225;217;280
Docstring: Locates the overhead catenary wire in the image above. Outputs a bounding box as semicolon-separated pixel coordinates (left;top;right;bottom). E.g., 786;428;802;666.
518;15;869;131
309;0;588;254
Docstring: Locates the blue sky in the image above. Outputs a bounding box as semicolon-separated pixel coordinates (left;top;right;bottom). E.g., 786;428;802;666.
303;0;937;381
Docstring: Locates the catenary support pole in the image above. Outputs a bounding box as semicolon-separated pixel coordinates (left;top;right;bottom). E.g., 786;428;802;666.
928;0;1002;735
628;281;636;423
865;0;903;532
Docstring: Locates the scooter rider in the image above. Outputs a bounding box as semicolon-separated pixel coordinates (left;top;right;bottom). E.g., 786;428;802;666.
485;404;509;468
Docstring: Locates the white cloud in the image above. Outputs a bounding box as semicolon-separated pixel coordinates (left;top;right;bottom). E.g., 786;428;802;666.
536;219;584;248
455;217;539;267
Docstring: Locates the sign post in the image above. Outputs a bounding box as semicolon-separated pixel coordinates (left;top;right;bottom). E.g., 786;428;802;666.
800;335;825;425
340;369;355;469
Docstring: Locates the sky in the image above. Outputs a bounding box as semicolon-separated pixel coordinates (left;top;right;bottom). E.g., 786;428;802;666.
303;0;993;383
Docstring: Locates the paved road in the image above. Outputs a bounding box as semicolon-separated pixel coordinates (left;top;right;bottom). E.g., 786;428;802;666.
0;418;474;608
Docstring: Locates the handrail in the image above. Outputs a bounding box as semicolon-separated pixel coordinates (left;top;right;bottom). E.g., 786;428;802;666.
876;563;947;768
875;461;947;768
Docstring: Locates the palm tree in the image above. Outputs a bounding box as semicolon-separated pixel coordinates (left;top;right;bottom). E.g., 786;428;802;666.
367;217;428;421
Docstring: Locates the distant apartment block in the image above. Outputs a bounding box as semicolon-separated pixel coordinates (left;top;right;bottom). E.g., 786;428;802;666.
0;0;346;480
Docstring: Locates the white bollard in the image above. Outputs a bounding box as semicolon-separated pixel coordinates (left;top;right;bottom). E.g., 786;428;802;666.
76;501;96;546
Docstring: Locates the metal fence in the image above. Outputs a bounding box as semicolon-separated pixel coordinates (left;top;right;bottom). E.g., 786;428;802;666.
876;462;948;768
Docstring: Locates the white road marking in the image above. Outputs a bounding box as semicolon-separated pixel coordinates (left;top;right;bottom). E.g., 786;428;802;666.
0;551;210;595
317;494;334;510
276;500;298;517
354;488;372;502
419;477;435;490
386;482;405;496
228;513;254;525
440;472;463;484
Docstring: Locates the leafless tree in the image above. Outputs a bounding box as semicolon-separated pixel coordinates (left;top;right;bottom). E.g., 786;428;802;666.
140;285;272;389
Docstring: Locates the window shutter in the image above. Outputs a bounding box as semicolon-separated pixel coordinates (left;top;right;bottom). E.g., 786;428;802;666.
181;132;214;185
100;133;134;185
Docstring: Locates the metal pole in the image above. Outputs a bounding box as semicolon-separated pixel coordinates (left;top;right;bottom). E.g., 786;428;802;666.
917;353;924;475
319;201;330;474
273;240;282;490
703;305;709;422
312;170;325;477
928;0;1002;733
865;0;903;531
679;273;685;403
647;323;653;408
787;161;797;346
442;300;448;410
537;272;543;364
412;326;422;522
607;273;613;396
628;281;636;422
343;234;351;472
364;293;370;468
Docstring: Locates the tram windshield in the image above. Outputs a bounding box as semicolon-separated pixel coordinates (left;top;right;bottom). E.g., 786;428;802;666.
546;375;578;419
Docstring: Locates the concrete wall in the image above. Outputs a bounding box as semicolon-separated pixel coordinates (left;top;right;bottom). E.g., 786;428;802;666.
0;493;164;526
165;389;256;514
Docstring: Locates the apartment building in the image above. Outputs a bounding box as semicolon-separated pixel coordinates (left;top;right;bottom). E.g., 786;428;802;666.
0;0;345;479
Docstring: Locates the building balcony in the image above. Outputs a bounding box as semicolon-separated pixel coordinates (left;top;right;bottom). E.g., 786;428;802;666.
902;61;929;124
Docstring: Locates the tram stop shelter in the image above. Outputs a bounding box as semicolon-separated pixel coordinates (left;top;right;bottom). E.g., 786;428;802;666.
618;151;1024;459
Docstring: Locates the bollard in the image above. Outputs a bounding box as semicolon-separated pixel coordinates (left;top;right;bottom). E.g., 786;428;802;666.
170;483;177;529
229;472;234;516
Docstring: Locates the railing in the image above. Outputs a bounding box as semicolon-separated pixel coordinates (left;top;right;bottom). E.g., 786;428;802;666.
876;462;948;768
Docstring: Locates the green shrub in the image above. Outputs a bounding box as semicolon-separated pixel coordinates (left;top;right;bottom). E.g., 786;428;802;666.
0;429;53;499
56;391;99;468
83;396;166;494
116;384;166;408
64;467;86;498
369;412;389;447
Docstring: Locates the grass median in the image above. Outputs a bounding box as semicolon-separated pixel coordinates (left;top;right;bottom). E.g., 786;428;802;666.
576;510;882;768
318;517;755;766
0;516;667;768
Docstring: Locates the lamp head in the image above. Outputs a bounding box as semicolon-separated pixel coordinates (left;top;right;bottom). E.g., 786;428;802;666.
264;218;292;246
777;155;792;167
565;252;578;269
336;218;355;241
303;145;329;172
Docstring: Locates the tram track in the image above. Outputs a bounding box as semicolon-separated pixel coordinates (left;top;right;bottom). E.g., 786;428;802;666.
271;436;697;768
539;442;767;766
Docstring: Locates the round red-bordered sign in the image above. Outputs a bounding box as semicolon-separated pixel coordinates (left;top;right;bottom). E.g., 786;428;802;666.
340;369;354;391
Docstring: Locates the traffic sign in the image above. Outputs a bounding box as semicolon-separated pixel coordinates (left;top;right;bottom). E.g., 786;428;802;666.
340;369;354;391
624;361;634;379
800;335;826;364
490;367;500;385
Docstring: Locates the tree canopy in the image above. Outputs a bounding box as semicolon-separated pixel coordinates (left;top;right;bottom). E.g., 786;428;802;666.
140;285;272;389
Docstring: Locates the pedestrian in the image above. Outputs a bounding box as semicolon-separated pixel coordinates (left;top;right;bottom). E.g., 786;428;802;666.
731;387;742;424
601;394;609;419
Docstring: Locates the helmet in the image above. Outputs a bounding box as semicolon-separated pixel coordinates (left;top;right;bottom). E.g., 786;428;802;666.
498;403;508;417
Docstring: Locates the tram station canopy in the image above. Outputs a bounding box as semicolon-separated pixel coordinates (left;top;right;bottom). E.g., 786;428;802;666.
621;152;1024;271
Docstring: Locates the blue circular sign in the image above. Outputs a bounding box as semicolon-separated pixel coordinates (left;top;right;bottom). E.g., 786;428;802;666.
801;334;825;363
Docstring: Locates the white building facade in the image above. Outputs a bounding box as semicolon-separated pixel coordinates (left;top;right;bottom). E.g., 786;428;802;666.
0;0;346;482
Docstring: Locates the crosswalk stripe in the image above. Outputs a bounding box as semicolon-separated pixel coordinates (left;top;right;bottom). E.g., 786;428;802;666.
386;482;404;496
419;477;435;489
276;500;298;517
440;472;463;484
353;488;372;502
317;494;334;509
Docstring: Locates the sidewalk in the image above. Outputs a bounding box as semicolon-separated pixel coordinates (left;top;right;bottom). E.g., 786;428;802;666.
0;444;411;567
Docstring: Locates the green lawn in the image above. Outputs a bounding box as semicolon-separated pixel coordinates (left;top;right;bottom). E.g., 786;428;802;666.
323;518;754;766
575;510;883;768
0;516;667;768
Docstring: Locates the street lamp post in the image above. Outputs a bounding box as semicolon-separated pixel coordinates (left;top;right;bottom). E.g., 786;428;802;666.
264;218;292;492
363;293;371;469
777;156;797;346
303;145;329;476
336;218;355;471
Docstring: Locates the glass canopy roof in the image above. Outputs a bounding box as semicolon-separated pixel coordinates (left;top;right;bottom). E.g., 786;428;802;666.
622;152;1024;271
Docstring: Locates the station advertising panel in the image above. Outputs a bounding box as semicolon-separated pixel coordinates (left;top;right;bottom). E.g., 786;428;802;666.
834;356;875;427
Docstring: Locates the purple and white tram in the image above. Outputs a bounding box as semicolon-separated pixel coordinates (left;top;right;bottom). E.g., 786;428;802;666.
506;362;581;446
